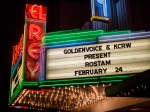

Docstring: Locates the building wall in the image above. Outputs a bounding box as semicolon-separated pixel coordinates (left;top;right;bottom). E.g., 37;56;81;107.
46;0;91;31
44;0;150;32
60;1;91;30
127;0;150;31
109;0;150;31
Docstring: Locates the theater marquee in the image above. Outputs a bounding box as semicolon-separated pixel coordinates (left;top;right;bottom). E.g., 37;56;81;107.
46;38;150;79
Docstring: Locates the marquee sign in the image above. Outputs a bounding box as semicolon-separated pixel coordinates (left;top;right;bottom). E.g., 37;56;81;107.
24;4;47;80
46;38;150;79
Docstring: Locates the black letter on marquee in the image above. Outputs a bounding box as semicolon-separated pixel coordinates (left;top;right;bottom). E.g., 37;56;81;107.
106;45;110;50
114;44;118;49
64;49;68;54
126;43;131;48
75;71;78;76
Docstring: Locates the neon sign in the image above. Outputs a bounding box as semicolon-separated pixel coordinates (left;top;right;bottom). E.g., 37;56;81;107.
12;34;24;65
29;24;42;40
27;43;41;59
26;61;40;78
26;4;47;21
97;0;107;17
24;4;47;79
25;23;44;79
26;24;43;78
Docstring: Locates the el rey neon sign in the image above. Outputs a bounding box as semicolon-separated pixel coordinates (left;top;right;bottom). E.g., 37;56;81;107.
25;4;46;79
26;24;42;79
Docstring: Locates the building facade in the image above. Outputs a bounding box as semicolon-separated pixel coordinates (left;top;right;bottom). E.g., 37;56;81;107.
9;0;150;111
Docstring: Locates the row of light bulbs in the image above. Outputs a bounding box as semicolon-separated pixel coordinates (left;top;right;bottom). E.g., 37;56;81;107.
118;85;147;97
12;85;144;111
12;84;108;111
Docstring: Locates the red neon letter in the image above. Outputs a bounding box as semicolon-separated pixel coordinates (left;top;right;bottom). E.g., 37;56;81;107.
26;61;40;78
29;24;42;41
27;43;40;59
30;4;38;19
39;5;46;21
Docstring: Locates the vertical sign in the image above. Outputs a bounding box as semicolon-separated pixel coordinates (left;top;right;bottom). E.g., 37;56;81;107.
10;34;24;98
91;0;109;22
24;4;47;81
12;35;24;67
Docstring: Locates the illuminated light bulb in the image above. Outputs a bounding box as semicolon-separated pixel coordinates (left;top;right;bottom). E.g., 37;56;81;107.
132;89;134;92
68;87;71;90
103;92;105;95
103;84;105;87
45;95;47;98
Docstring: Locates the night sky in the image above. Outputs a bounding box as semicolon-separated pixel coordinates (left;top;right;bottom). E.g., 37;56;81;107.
1;0;90;110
